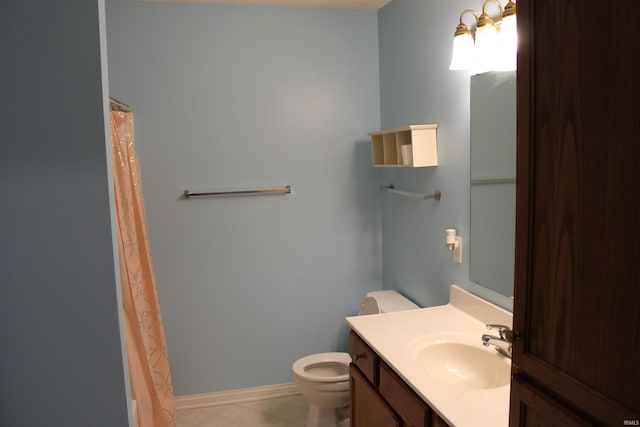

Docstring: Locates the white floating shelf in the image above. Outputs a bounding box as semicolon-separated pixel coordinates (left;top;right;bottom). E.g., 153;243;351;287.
368;124;438;168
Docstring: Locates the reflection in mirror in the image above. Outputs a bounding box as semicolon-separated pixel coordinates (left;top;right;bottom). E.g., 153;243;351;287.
469;71;516;298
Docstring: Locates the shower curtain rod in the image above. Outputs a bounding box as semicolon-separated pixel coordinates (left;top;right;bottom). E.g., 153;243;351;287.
109;96;131;112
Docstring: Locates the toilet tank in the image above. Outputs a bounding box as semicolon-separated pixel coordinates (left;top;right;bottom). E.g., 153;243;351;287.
358;290;419;315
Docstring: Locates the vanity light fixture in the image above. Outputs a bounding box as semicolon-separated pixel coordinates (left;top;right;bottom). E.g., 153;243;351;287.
449;9;478;70
446;229;463;263
474;0;503;74
448;0;517;73
499;0;518;71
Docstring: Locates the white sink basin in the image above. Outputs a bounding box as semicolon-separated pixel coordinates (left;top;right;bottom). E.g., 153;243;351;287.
347;286;514;426
406;333;511;389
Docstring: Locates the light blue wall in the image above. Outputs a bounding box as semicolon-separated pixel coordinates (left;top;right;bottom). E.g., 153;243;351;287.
0;2;130;426
106;2;382;396
377;0;514;309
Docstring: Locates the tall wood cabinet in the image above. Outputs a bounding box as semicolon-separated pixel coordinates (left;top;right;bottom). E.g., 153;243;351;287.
511;0;640;425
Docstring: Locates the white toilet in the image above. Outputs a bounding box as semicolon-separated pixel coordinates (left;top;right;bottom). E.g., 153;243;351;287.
292;290;419;427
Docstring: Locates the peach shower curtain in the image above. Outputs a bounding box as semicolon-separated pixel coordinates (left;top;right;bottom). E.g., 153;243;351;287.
110;111;176;427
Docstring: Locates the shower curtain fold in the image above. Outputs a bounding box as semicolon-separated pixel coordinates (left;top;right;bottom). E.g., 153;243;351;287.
110;111;176;427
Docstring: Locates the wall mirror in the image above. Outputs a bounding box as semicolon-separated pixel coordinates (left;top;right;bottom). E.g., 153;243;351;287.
469;70;516;298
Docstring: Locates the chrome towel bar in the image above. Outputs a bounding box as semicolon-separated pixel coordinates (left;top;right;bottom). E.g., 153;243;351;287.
380;185;441;201
471;177;516;185
183;185;292;199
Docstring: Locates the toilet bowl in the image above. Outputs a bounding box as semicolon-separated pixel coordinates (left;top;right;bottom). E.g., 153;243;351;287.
292;290;419;427
292;352;351;427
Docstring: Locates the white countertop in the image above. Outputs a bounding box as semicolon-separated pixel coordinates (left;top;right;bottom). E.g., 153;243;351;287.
346;285;512;427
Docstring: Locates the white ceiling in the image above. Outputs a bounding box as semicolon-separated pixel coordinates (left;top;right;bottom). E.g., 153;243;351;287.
138;0;392;11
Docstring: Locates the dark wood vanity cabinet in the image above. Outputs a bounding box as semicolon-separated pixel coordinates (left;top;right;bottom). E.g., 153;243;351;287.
350;365;400;427
512;0;640;425
349;331;449;427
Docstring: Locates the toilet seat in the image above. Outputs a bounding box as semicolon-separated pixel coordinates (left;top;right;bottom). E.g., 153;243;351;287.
292;352;351;383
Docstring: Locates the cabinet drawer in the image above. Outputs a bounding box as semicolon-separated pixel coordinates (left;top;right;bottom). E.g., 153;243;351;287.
349;331;378;385
379;361;429;427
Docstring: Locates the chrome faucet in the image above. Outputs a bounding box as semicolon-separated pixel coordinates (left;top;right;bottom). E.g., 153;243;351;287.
482;324;515;358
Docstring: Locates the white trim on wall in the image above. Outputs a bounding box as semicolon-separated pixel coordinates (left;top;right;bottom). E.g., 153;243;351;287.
174;383;301;410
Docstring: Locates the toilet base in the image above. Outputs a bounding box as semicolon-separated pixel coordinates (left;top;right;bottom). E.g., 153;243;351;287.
305;403;350;427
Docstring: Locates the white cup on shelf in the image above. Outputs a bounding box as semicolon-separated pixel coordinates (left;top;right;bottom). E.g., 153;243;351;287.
401;144;413;165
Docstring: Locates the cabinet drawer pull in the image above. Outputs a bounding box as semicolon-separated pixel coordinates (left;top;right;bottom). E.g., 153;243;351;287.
354;353;366;361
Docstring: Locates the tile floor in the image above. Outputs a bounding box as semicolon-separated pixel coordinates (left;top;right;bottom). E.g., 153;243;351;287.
176;394;309;427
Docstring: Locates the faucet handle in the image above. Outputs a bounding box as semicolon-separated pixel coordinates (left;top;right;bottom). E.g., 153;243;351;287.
486;324;516;343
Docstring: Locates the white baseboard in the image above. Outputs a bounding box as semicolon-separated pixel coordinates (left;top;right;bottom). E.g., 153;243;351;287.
174;382;301;411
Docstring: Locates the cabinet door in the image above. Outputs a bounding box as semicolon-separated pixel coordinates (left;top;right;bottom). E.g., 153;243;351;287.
431;413;449;427
514;0;640;424
510;376;595;427
379;361;428;427
350;364;400;427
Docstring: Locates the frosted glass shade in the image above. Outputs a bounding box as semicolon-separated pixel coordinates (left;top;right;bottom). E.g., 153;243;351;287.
449;33;475;70
497;14;518;71
473;23;499;74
